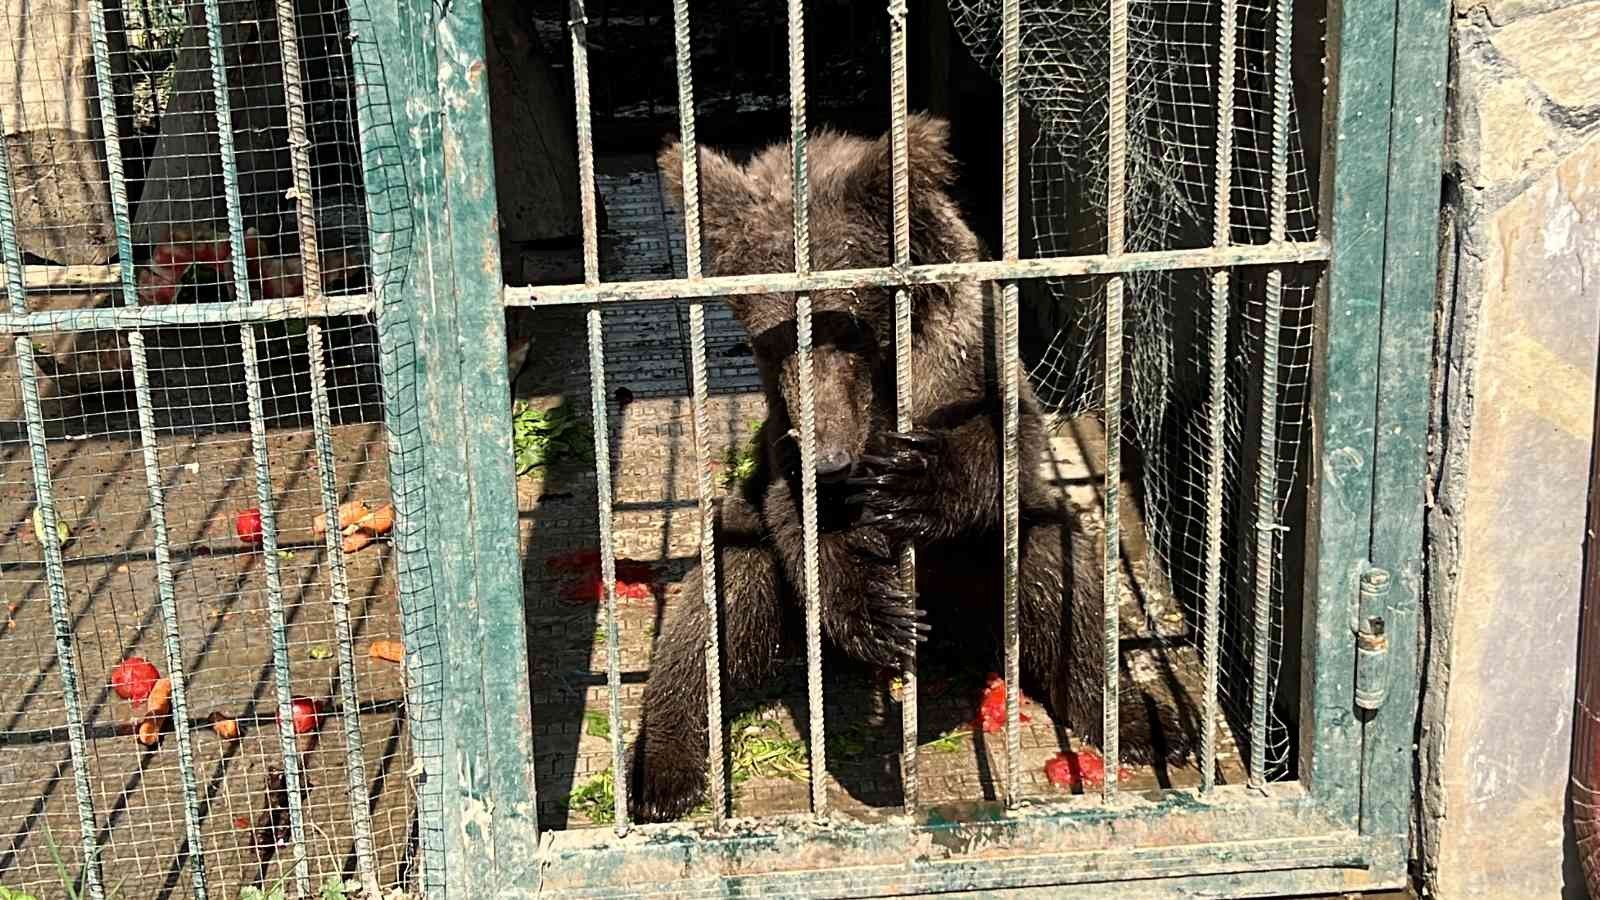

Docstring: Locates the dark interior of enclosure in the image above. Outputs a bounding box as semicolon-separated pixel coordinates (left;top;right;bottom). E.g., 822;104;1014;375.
0;0;1333;895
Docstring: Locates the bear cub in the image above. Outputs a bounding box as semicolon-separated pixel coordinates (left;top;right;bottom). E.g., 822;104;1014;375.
627;114;1190;822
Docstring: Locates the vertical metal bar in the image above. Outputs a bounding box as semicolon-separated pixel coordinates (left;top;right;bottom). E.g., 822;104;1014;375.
274;0;322;299
1360;0;1450;844
1200;0;1240;795
886;0;918;814
344;0;456;887
1302;0;1394;828
1102;0;1129;802
669;0;728;826
570;2;600;290
275;0;379;881
88;2;210;893
788;0;828;817
0;54;106;900
200;0;310;890
585;306;627;832
999;0;1022;808
305;329;382;891
568;0;629;832
1250;0;1295;790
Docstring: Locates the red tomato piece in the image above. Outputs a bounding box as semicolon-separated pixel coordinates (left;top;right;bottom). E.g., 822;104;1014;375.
110;657;161;703
1044;749;1133;791
235;508;264;545
282;696;320;735
974;673;1030;733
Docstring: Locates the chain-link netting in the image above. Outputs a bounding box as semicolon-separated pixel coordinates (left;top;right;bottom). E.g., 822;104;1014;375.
947;0;1320;781
0;0;421;896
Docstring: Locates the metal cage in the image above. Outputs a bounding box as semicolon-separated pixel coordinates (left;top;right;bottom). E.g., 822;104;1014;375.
0;0;1447;895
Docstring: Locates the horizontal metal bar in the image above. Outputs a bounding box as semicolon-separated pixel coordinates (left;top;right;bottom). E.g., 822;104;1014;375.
0;295;375;335
1;242;1330;332
510;242;1328;307
538;834;1369;900
531;785;1368;898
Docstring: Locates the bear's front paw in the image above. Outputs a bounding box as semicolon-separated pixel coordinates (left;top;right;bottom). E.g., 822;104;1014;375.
845;430;945;541
847;582;930;669
627;734;709;824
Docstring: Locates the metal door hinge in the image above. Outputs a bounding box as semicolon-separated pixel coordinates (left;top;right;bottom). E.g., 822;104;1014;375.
1354;566;1392;712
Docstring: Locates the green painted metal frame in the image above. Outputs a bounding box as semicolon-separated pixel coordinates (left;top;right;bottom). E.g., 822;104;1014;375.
1302;0;1450;846
1361;0;1451;848
346;0;538;893
332;0;1451;894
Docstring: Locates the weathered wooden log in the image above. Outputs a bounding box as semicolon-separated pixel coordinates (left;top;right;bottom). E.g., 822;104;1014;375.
484;0;583;245
129;0;291;250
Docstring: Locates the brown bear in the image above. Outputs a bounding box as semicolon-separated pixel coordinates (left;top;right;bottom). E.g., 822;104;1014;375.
626;114;1188;822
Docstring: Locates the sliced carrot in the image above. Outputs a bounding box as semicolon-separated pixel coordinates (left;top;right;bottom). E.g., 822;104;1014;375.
209;711;240;740
145;678;173;718
314;500;370;538
356;503;395;536
368;640;404;664
342;530;376;554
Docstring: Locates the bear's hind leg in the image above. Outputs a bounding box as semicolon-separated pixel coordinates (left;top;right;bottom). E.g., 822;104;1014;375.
1015;518;1100;750
1016;517;1195;767
628;498;788;823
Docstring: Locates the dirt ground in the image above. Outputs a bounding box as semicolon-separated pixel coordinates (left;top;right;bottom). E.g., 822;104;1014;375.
0;154;1239;898
0;307;410;897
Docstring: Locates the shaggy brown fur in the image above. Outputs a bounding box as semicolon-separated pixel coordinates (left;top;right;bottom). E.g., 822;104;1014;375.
627;114;1190;822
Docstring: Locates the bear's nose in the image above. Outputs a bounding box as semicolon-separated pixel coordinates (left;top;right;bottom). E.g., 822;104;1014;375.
814;447;854;480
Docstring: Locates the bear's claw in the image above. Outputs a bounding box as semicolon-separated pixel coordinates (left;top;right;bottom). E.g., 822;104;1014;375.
845;430;946;540
852;584;929;667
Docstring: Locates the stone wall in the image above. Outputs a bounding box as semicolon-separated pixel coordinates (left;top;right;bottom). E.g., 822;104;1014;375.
1421;2;1600;897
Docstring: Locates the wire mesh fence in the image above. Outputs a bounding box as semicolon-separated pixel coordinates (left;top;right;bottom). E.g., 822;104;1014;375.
946;0;1322;782
0;0;411;897
0;0;1344;894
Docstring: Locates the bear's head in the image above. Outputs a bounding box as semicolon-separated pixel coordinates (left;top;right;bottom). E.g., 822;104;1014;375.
658;114;983;483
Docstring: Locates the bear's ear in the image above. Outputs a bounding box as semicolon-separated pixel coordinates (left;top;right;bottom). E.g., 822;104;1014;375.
847;114;966;269
658;137;757;258
855;113;958;208
833;114;962;263
901;113;958;193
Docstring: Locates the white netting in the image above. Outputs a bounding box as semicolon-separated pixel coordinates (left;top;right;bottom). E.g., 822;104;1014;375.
948;0;1320;780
